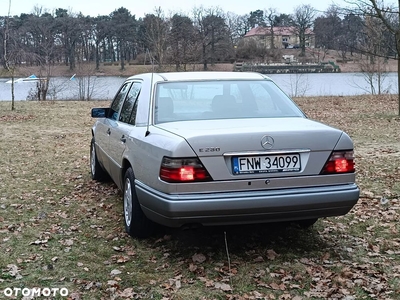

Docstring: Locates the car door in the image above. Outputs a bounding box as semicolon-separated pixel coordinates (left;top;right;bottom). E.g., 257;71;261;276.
96;81;132;176
108;81;142;186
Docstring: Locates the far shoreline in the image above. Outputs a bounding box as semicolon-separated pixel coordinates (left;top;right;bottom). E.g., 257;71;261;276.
0;60;397;79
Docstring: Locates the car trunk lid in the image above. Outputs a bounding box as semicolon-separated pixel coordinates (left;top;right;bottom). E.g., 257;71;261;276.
156;118;344;179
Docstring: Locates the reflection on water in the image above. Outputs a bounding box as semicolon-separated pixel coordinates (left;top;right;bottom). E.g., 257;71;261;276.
0;73;398;101
269;72;398;97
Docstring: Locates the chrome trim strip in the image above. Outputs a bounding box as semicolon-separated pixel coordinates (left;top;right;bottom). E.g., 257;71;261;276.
223;149;311;157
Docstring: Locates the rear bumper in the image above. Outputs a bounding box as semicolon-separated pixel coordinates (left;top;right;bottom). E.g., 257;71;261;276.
135;182;360;228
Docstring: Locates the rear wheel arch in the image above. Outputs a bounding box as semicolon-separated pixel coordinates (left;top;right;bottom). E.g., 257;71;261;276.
123;167;157;238
121;158;133;188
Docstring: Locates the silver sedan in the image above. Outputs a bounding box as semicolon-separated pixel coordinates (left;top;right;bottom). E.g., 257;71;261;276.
90;72;359;238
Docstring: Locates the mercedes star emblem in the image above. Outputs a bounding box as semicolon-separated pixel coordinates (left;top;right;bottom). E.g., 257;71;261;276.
261;135;274;149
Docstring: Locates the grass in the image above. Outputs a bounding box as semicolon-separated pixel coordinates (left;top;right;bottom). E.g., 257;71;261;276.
0;95;400;299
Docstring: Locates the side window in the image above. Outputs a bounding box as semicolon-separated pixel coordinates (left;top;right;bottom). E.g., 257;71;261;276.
109;82;131;120
119;82;142;124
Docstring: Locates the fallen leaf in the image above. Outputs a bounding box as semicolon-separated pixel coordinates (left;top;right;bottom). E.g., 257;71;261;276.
119;288;135;298
30;239;48;245
253;256;264;262
214;282;232;292
267;249;278;260
110;269;122;276
192;253;206;263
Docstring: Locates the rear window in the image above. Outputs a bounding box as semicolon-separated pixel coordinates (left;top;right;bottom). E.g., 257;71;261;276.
154;79;305;124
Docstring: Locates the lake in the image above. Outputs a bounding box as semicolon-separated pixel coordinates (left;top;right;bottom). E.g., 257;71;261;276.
0;72;398;101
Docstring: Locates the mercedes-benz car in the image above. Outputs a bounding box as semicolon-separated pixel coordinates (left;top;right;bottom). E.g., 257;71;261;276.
90;72;359;238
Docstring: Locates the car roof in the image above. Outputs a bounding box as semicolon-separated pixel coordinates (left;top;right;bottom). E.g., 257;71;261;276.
126;71;271;82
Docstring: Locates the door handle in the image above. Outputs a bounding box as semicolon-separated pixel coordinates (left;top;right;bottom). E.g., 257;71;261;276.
106;128;111;135
120;135;126;143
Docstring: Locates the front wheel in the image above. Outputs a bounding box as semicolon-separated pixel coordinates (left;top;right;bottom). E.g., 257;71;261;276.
123;167;156;238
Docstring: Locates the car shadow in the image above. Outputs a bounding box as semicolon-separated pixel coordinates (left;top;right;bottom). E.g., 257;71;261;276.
156;221;331;260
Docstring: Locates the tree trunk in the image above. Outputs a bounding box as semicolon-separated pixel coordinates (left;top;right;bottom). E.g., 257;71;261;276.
11;73;15;111
95;42;100;70
395;30;400;116
203;43;208;71
120;41;125;71
396;30;400;116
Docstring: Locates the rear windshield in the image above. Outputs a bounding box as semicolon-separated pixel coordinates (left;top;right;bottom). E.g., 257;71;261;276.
154;79;305;124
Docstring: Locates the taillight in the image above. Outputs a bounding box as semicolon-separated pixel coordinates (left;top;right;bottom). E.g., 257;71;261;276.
160;157;212;182
321;150;355;174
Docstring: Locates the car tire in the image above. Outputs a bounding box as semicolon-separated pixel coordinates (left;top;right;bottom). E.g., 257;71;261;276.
297;218;318;228
90;138;108;181
123;167;156;238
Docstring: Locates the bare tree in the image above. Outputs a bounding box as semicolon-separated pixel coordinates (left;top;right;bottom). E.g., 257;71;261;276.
286;73;310;97
291;5;316;57
224;12;250;46
264;8;278;49
4;0;16;110
192;6;233;70
345;0;400;115
192;6;213;70
143;7;169;69
358;16;390;94
28;13;58;100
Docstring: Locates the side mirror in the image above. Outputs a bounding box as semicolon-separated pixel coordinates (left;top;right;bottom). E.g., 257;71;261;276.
91;108;109;118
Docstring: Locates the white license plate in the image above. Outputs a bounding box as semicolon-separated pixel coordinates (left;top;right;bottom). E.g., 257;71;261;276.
232;154;301;174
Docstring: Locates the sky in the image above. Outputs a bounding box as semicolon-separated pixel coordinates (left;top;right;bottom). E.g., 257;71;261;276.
1;0;348;18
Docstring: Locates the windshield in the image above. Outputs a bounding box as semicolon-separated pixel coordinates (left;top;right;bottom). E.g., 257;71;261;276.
154;79;305;124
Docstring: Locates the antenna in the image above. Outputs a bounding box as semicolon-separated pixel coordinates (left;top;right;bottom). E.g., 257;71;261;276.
145;50;155;137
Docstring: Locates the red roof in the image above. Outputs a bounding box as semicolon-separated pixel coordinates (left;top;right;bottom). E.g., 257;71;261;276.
245;26;314;37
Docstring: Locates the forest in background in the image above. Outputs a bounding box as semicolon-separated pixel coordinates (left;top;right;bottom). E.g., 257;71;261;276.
0;3;397;72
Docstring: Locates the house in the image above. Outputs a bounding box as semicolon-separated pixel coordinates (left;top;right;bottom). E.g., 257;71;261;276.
243;26;315;49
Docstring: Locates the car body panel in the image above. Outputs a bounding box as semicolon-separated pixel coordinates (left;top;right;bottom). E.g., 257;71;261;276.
135;180;359;227
90;71;360;229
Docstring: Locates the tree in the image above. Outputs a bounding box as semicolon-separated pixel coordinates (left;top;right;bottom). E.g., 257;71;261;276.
169;14;195;71
3;0;15;110
142;8;169;69
291;5;316;56
93;15;111;69
110;7;136;70
358;16;390;94
203;14;233;65
314;6;343;50
248;10;265;28
224;12;250;46
344;0;400;115
54;8;80;70
274;13;293;27
192;6;233;70
342;13;364;56
23;12;58;100
264;8;278;49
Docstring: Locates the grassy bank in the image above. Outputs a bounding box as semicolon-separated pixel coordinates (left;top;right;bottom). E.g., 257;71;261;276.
0;95;399;299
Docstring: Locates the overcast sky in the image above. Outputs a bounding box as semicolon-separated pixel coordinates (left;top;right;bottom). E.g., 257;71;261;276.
1;0;349;18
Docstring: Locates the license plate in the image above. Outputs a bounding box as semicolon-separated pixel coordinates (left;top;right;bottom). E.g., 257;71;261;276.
232;154;301;174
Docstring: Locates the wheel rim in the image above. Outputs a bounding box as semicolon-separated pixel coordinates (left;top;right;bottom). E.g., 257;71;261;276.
90;143;96;176
124;177;133;227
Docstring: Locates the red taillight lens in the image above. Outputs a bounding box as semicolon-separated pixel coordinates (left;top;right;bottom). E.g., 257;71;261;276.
321;151;355;174
160;157;212;182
